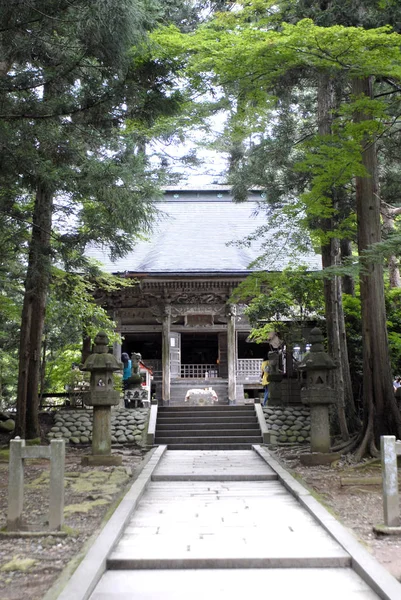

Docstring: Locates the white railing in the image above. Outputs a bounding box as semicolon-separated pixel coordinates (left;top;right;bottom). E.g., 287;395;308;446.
237;358;263;380
181;364;219;379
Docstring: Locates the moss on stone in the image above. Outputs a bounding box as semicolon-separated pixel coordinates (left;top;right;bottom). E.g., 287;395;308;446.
61;524;80;536
0;556;36;572
64;498;109;514
26;472;49;488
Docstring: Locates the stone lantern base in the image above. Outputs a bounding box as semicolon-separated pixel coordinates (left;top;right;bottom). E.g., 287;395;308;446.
82;454;122;467
300;451;342;466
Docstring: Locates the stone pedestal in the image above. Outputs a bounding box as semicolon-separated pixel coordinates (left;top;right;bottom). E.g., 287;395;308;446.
309;399;332;453
300;451;341;466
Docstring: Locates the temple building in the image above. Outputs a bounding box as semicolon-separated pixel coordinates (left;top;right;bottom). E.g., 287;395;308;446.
88;186;321;405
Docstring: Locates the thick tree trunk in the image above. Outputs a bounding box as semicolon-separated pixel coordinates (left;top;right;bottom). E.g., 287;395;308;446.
318;74;355;440
352;77;401;455
16;184;53;439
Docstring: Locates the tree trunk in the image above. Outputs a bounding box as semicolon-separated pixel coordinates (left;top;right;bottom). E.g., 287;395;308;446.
81;335;92;365
381;208;401;288
352;76;401;455
16;183;53;439
340;238;356;296
318;74;354;440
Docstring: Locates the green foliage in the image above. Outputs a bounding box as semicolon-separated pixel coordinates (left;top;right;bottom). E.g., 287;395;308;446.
386;288;401;374
41;266;130;393
231;266;324;342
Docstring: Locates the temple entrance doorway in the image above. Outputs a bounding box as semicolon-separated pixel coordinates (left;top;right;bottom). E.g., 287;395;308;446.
122;333;162;361
180;332;219;379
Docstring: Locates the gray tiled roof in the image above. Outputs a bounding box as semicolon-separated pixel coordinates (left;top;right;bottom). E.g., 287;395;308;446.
86;189;321;274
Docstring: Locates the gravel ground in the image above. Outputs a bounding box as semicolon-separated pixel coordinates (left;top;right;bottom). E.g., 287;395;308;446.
0;445;146;600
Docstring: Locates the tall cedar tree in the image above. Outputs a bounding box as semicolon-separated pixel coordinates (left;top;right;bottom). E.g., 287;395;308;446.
0;0;185;438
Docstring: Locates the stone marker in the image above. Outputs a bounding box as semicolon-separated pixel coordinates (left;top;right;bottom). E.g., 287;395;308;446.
7;438;65;531
81;331;122;466
380;435;400;528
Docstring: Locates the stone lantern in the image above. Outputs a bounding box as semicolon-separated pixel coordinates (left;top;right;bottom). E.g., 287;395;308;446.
81;331;122;466
297;327;340;465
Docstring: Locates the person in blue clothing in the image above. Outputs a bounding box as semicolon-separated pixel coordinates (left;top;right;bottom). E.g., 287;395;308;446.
121;352;131;407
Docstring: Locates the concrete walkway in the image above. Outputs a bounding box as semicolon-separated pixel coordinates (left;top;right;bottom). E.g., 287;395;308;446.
55;446;401;600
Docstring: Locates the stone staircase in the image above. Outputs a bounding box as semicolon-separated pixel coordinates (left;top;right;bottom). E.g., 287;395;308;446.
154;405;263;450
169;379;229;405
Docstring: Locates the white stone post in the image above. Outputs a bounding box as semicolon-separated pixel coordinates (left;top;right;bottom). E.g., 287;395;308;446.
227;305;237;404
7;438;66;531
381;435;400;527
7;438;25;531
49;439;65;530
162;305;171;405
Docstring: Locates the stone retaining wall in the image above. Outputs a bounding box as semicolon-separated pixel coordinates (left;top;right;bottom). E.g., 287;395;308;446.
262;405;311;444
47;408;149;445
47;405;310;446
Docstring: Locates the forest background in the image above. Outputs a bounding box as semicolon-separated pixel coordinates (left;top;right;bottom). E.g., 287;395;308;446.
0;0;401;458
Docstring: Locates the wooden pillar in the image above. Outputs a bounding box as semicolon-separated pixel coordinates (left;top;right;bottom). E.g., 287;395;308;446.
218;332;228;378
227;305;237;404
162;305;171;404
112;310;122;360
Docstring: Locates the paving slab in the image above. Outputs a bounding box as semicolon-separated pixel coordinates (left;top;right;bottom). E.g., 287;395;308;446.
152;449;277;480
90;568;381;600
108;479;350;569
58;447;401;600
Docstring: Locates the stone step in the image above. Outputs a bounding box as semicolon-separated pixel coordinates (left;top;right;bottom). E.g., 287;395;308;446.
107;555;350;570
157;416;258;424
155;429;261;438
158;405;255;412
156;422;260;431
151;473;277;481
158;409;256;417
154;436;263;445
153;442;257;450
91;568;380;600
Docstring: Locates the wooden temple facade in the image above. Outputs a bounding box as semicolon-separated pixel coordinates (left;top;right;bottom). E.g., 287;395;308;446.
90;186;321;405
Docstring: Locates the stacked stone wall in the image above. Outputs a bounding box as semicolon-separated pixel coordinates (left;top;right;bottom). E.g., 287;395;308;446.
262;405;311;444
47;408;148;445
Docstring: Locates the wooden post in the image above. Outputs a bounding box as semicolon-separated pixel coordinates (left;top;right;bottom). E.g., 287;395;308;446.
227;305;237;404
162;305;171;405
381;435;400;527
7;439;65;531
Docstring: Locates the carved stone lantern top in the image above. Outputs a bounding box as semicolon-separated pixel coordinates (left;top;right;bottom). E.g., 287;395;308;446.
297;327;336;407
81;331;121;407
297;327;336;373
82;332;122;373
